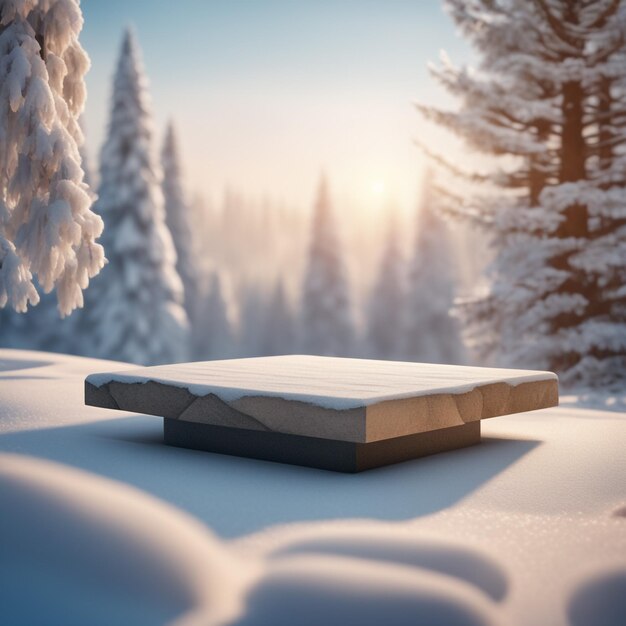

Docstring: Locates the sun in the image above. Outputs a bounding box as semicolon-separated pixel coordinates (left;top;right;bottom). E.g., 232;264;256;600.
370;179;386;195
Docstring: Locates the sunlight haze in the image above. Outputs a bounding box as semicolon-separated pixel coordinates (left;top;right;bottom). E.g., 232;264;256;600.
81;0;473;214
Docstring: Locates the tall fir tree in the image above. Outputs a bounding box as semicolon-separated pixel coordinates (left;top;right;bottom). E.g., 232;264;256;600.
81;30;187;365
420;0;626;387
365;209;406;360
161;121;199;329
0;0;104;315
405;176;465;364
300;175;354;356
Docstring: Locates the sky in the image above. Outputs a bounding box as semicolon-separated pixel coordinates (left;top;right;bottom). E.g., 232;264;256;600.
81;0;473;214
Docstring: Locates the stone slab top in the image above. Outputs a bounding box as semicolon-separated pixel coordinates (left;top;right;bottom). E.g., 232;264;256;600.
85;355;559;443
86;355;557;409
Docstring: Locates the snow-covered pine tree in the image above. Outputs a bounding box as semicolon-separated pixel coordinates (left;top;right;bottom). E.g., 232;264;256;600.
161;120;199;328
420;0;626;388
0;0;104;315
300;175;354;356
405;175;465;364
260;279;296;356
82;30;187;365
194;271;234;360
365;209;406;360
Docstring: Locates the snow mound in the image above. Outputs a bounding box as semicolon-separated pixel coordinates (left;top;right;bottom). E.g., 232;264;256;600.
0;452;507;626
0;453;249;626
568;568;626;626
232;553;499;626
1;349;625;625
266;527;507;601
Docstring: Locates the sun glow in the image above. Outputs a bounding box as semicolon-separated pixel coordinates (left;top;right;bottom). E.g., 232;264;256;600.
370;179;386;195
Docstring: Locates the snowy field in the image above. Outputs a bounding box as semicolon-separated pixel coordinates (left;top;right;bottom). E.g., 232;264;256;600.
1;349;625;626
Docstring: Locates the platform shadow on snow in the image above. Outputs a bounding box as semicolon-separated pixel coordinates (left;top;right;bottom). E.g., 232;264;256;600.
0;357;52;373
0;416;539;537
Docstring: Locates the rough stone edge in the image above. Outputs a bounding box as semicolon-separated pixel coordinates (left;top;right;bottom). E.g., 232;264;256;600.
86;376;557;444
85;380;119;410
230;396;366;442
365;378;559;442
85;377;364;441
179;394;271;431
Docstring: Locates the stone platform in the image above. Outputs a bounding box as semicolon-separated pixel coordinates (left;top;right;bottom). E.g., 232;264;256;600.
85;355;558;472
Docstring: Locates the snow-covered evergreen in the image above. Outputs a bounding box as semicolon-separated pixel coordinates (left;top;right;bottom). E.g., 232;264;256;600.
161;120;199;327
300;175;354;356
0;0;104;315
365;210;406;360
405;176;465;364
194;271;234;360
420;0;626;387
81;30;187;365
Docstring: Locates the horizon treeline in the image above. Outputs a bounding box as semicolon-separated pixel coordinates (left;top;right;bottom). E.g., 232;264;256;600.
0;27;466;368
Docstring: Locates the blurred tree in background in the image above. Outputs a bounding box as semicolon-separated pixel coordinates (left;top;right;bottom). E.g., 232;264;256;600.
80;31;187;365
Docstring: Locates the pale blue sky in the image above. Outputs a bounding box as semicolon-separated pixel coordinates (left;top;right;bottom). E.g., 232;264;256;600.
80;0;473;211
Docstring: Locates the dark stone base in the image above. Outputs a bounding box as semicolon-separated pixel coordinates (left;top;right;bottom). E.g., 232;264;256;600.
163;419;481;472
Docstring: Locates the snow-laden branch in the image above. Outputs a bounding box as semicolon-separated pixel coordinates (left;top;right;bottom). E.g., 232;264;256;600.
0;0;104;316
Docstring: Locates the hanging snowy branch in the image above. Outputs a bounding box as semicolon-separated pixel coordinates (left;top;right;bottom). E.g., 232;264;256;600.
0;0;104;315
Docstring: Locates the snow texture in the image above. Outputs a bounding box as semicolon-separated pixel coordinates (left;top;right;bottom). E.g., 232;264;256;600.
78;30;188;366
0;0;104;315
0;349;625;626
86;354;557;411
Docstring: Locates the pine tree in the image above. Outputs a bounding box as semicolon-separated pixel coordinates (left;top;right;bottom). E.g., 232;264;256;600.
420;0;626;388
366;209;406;360
161;121;199;327
0;0;104;315
82;30;187;365
405;176;465;364
194;271;234;360
260;279;296;356
300;175;354;356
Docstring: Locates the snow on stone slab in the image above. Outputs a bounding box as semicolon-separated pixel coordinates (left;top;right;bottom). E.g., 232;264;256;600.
85;355;558;443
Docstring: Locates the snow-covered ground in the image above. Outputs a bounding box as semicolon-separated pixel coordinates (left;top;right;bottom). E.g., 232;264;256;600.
0;349;624;625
